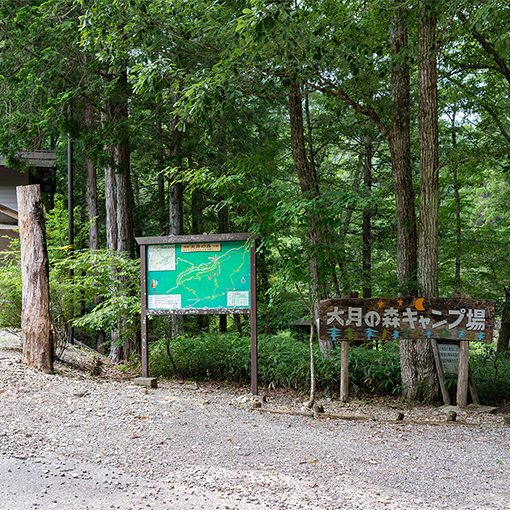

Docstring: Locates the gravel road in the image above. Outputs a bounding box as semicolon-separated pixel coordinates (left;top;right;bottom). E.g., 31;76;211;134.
1;332;509;510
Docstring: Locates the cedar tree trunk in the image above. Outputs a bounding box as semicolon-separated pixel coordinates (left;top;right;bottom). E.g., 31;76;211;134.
401;1;441;403
389;2;418;294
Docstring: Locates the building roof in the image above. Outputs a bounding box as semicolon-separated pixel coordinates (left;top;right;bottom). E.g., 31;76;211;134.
0;150;57;169
0;150;56;229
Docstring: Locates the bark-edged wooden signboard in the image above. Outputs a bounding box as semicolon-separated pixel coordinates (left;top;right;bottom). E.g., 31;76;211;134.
319;297;495;344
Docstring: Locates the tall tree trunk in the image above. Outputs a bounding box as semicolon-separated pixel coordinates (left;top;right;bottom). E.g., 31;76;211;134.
115;143;134;257
113;71;135;258
84;100;104;352
116;72;136;359
17;185;53;373
156;114;167;235
218;194;229;333
191;187;209;332
168;111;185;337
362;133;373;299
103;70;136;362
103;152;118;251
257;249;272;335
418;1;439;300
289;83;324;304
452;112;461;293
305;91;329;299
289;83;325;380
389;2;418;295
84;101;99;250
390;1;438;402
401;1;441;403
497;289;510;354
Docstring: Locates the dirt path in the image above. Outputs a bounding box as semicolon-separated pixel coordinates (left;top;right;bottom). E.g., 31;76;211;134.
1;333;510;509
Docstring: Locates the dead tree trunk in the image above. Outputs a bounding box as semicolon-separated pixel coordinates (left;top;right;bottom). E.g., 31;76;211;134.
16;185;53;374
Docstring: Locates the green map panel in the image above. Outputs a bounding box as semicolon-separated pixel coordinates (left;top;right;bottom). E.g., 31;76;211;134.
146;240;251;311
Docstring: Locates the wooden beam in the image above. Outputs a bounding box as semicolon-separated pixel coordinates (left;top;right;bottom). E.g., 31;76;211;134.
456;341;470;407
0;204;18;221
431;338;451;405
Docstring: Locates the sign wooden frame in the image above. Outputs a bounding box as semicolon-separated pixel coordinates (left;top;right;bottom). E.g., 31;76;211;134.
136;233;258;394
319;297;495;406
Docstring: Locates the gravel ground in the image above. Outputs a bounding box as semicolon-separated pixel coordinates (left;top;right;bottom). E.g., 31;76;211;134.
1;331;510;510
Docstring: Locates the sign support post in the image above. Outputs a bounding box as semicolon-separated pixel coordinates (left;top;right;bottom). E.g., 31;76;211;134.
431;338;451;406
140;241;149;378
340;340;350;402
250;241;258;395
457;340;470;408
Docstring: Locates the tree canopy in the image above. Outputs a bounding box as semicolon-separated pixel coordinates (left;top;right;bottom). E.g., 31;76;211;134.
1;0;510;400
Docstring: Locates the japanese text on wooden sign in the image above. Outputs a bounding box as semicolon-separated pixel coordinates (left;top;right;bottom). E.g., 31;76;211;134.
319;297;495;343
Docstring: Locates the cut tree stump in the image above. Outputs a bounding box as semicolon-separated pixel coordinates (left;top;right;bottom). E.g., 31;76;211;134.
16;185;53;374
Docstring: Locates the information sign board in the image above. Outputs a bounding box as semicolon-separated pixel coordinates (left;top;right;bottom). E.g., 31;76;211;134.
319;297;495;343
136;233;258;395
146;239;251;312
438;343;460;375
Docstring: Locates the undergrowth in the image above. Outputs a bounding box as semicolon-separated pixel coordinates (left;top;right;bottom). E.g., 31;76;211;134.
148;332;510;405
149;331;401;397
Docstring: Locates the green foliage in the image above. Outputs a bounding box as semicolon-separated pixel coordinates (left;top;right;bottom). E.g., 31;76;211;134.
150;333;510;405
0;201;140;357
347;342;402;395
470;343;510;405
0;239;22;330
3;0;510;403
149;332;251;383
149;331;402;396
66;250;140;341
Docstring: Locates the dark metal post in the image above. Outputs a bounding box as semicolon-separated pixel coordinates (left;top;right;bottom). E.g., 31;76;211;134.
67;104;74;345
250;239;258;395
140;244;148;377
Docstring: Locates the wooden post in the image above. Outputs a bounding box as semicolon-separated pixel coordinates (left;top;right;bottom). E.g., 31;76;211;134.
16;185;53;374
340;340;350;402
140;244;148;378
456;340;470;407
250;241;258;395
430;339;451;405
468;365;480;405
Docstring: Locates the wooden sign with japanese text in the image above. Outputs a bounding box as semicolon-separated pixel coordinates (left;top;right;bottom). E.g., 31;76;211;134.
319;297;495;344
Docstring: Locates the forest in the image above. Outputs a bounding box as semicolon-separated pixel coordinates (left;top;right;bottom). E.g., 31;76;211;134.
1;0;510;404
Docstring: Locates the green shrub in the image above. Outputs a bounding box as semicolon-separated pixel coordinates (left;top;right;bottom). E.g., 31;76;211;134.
470;343;510;405
339;341;402;395
149;332;251;382
0;240;140;358
149;331;403;396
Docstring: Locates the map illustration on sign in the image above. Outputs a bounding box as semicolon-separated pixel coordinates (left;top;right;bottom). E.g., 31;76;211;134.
146;240;251;311
148;245;176;271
